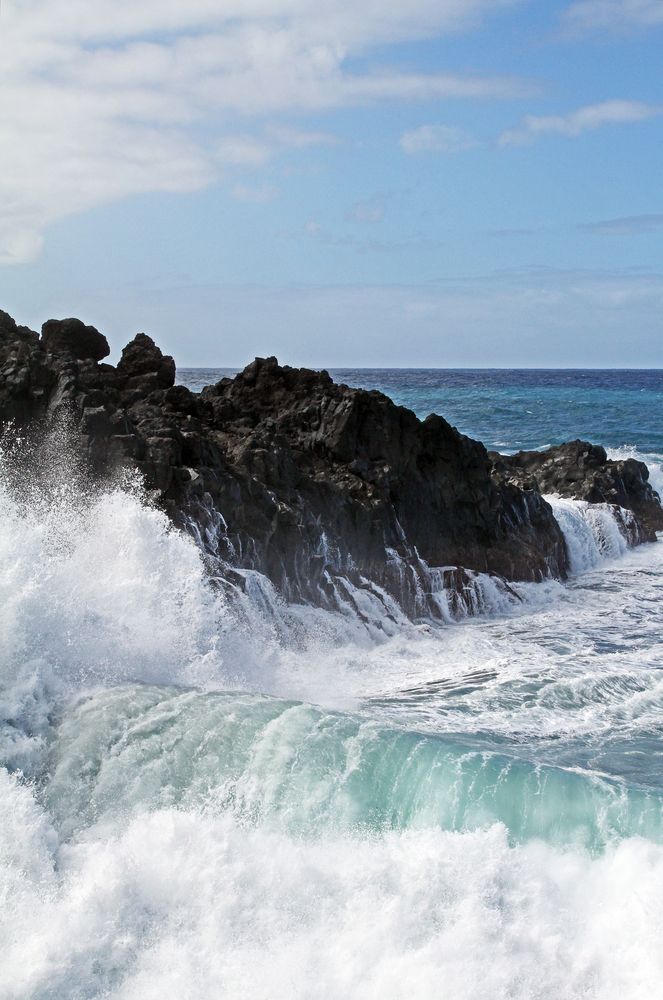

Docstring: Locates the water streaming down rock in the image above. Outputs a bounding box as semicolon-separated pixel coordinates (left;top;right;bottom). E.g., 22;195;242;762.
545;497;634;573
186;486;650;633
491;439;663;541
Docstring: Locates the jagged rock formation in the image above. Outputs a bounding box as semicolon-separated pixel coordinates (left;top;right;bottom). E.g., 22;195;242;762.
491;441;663;542
1;308;660;621
196;357;569;607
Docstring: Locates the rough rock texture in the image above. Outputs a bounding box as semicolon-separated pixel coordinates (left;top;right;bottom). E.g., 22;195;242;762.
0;309;659;621
191;356;571;616
41;317;110;362
491;441;663;541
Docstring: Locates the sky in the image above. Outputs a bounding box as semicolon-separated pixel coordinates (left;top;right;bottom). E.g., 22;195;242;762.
0;0;661;367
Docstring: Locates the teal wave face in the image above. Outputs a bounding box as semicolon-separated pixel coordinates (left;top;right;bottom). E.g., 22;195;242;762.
45;685;663;851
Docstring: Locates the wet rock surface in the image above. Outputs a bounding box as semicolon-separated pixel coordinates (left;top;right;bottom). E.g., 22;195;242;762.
1;309;659;620
491;440;663;542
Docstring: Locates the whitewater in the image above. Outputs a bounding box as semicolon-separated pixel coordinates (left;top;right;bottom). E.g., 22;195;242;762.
2;426;663;998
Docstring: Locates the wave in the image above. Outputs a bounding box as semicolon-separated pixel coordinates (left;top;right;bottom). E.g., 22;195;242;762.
1;439;661;776
42;683;663;850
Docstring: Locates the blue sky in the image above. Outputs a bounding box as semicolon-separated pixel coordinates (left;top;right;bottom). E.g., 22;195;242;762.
0;0;661;366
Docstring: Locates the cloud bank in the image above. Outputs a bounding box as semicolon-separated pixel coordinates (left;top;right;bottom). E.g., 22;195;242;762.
31;267;662;368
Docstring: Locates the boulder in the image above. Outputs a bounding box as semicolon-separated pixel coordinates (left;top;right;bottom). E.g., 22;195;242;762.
41;318;109;362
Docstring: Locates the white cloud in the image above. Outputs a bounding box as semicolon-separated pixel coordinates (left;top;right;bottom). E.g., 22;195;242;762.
500;100;662;145
0;0;524;263
215;136;273;167
3;2;518;52
265;125;339;148
564;0;663;31
400;123;478;154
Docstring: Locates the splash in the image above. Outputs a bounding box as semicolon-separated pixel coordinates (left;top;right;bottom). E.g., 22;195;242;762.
2;784;663;1000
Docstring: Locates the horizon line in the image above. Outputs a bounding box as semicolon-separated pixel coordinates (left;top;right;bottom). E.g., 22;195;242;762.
176;364;663;373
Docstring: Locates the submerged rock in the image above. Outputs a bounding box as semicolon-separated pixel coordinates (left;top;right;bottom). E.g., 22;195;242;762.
0;308;658;621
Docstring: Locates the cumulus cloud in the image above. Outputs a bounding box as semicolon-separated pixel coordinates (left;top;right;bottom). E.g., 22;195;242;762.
564;0;663;31
500;99;661;145
0;0;523;263
400;123;478;154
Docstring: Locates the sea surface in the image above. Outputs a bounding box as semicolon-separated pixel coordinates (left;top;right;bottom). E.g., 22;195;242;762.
2;369;663;999
180;366;663;454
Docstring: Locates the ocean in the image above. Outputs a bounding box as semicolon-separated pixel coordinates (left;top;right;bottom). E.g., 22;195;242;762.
2;369;663;999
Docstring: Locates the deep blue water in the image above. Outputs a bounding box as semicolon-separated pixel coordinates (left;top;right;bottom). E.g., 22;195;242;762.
179;368;663;455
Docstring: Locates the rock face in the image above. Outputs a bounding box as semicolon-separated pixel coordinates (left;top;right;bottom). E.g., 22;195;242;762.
491;441;663;541
195;357;568;613
0;309;659;621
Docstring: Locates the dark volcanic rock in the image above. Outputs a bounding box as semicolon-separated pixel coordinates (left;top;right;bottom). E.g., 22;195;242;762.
197;357;568;601
117;333;176;390
0;309;39;347
1;308;659;622
0;313;55;424
491;440;663;541
41;317;110;362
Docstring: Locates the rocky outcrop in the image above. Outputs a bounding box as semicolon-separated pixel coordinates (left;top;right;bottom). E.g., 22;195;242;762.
195;356;569;610
116;333;176;390
491;440;663;542
0;309;659;622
